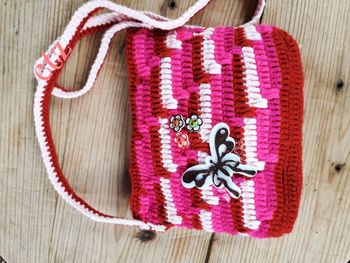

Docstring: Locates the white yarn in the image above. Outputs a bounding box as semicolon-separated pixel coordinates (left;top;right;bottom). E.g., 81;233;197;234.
240;180;261;229
242;46;268;108
158;118;178;172
202;28;222;74
160;57;178;109
160;178;183;225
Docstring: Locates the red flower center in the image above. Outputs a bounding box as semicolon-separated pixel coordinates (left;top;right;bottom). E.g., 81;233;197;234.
172;119;179;127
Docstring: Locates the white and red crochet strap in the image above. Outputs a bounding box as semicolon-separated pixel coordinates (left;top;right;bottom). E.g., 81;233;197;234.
36;0;265;99
33;0;266;231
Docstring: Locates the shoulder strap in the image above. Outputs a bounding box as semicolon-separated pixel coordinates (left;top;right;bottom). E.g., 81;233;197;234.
33;0;266;230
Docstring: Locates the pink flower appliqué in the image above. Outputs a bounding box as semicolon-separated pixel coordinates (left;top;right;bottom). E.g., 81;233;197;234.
186;114;203;132
174;132;190;148
169;114;185;132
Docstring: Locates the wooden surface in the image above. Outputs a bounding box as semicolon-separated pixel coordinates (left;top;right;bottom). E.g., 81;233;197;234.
1;0;349;262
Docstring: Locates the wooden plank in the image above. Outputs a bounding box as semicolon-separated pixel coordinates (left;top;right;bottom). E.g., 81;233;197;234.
0;0;250;263
207;0;350;262
0;0;349;262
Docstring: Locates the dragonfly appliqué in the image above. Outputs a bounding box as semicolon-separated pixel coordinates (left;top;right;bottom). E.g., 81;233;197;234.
181;122;257;198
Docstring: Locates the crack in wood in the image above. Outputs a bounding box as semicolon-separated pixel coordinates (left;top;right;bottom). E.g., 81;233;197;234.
204;234;215;263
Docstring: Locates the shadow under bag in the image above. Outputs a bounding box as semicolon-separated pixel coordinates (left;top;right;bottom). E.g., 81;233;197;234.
34;0;303;237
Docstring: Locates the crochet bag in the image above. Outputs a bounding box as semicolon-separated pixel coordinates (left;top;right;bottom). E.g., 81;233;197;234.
34;0;303;237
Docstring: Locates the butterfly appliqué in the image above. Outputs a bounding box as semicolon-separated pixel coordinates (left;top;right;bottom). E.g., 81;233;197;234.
181;122;257;198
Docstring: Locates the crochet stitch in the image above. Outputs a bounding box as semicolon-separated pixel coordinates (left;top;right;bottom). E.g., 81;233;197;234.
126;25;303;237
33;0;303;237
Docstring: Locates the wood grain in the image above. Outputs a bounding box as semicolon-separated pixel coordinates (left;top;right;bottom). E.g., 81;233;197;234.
0;0;349;262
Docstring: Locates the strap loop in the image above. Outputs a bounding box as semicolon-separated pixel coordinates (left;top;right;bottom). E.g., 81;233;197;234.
33;0;266;230
37;0;265;99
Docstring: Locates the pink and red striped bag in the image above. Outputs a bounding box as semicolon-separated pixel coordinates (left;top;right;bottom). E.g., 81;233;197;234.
34;0;303;237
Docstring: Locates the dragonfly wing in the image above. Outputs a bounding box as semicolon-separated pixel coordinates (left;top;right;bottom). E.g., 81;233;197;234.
221;153;257;178
221;152;240;164
209;123;235;163
212;172;223;188
234;163;257;177
182;164;212;189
